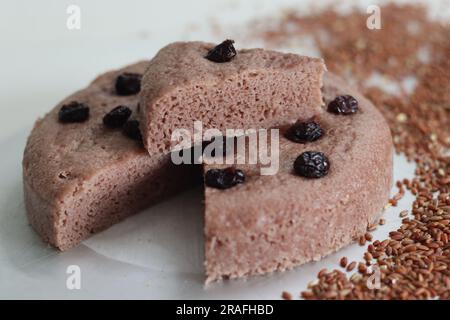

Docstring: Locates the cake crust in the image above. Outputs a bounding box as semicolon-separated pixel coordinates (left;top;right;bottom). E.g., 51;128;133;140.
23;61;199;250
140;41;326;154
23;58;392;286
203;73;393;283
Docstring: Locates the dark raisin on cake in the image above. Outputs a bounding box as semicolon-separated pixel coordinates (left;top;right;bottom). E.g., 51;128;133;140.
103;106;132;128
205;167;245;189
328;95;358;115
285;120;324;143
122;120;142;141
58;101;89;123
294;151;329;178
115;73;142;95
205;40;237;63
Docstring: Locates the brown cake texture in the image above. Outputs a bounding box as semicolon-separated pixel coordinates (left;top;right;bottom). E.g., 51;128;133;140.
139;41;326;154
23;43;392;285
203;73;393;283
22;61;199;251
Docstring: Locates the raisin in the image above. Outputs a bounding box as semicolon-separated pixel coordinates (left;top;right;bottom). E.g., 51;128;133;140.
122;120;142;141
58;101;89;123
205;40;236;63
294;151;329;178
115;72;142;95
327;95;358;115
285;120;324;143
103;106;132;128
205;167;245;189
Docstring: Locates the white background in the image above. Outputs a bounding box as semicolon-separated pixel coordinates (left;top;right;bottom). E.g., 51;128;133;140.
0;0;446;299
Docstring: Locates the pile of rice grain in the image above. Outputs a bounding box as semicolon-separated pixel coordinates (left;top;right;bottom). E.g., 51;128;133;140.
252;3;449;300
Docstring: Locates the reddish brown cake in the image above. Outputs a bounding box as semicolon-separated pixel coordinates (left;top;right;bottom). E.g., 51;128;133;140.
23;47;392;285
22;61;199;251
203;73;393;283
139;41;326;154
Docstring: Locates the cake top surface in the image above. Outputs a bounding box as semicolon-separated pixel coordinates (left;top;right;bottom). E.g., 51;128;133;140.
140;41;326;154
142;41;325;95
23;61;150;201
203;72;392;217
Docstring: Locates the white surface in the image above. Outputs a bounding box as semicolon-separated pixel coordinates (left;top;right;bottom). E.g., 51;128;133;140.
0;0;443;299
